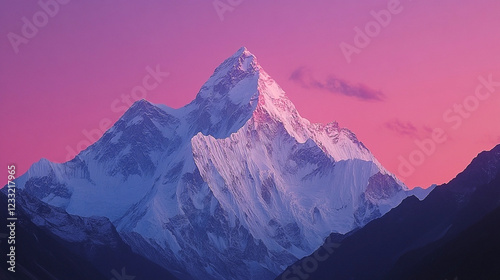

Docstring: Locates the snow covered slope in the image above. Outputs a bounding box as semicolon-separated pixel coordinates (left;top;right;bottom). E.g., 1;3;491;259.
16;47;409;279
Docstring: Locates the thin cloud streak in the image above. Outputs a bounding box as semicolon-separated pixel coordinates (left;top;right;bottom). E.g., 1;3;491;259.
290;67;385;101
385;119;419;137
385;119;433;139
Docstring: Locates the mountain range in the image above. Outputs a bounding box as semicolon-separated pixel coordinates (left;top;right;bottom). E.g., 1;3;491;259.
4;47;495;280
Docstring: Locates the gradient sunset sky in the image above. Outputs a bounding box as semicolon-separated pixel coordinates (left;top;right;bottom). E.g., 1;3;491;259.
1;0;500;189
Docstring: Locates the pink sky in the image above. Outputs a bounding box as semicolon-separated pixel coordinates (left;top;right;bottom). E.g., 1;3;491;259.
1;0;500;188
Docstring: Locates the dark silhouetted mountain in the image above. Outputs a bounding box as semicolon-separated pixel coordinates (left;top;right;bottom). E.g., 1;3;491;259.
277;144;500;280
388;203;500;279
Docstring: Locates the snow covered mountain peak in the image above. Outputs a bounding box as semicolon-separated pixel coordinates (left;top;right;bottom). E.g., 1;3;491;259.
188;48;383;165
196;46;259;99
16;47;411;280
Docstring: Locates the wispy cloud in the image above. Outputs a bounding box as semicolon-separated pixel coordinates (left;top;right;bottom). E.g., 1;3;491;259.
385;119;419;137
290;66;385;101
385;119;434;139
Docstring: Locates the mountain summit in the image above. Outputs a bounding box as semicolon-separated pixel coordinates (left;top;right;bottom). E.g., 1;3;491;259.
16;47;410;279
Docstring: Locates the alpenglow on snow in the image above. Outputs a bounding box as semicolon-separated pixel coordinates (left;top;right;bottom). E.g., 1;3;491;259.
16;47;412;280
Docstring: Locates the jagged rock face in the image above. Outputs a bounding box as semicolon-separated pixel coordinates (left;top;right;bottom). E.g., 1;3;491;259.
15;47;409;279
